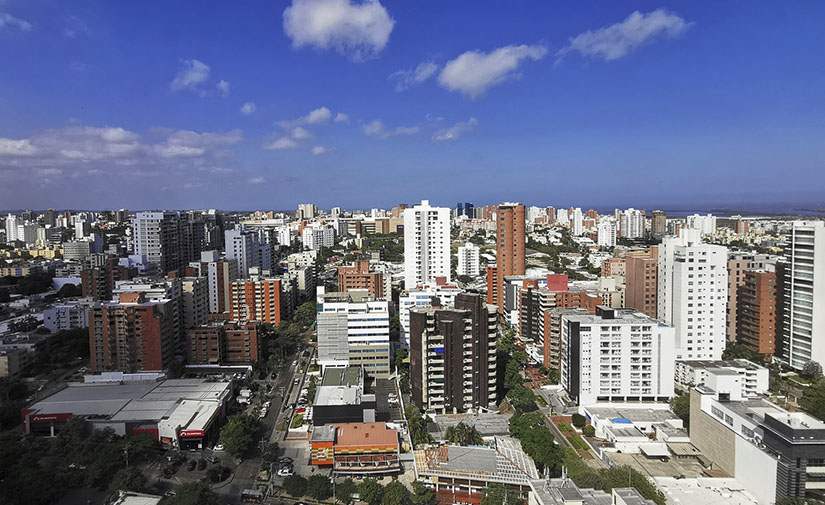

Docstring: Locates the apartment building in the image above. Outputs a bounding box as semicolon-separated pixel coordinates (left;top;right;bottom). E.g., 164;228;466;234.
409;293;497;413
229;277;287;325
187;320;260;364
398;282;462;348
561;307;675;406
456;242;480;277
625;248;658;319
727;252;775;342
316;287;391;378
338;260;385;298
404;200;451;289
492;203;525;314
737;270;777;356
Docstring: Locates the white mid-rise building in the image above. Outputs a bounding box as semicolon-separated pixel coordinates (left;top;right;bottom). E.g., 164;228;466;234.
456;242;480;277
596;217;617;247
570;208;584;236
132;211;167;267
675;359;769;397
658;228;728;360
403;200;451;289
301;224;335;250
780;220;825;370
316;287;391;378
5;214;18;242
619;208;645;239
561;307;675;406
687;213;717;236
225;226;258;278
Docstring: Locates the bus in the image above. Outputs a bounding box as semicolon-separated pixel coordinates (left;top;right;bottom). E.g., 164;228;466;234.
241;489;264;504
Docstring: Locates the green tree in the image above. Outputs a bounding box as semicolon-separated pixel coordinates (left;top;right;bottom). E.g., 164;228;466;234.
57;283;82;298
283;474;308;497
670;394;690;429
445;422;485;446
307;474;333;500
571;414;586;428
165;482;221;505
107;468;147;493
336;478;359;505
800;380;825;421
507;383;538;412
582;425;595;437
219;413;258;457
381;481;410;505
548;369;560;385
358;478;385;505
410;481;436;505
405;405;434;446
389;315;400;342
294;301;317;329
509;411;564;475
802;361;824;380
262;442;280;463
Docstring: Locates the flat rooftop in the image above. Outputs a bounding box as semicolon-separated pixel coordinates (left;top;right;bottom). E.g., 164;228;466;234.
321;366;362;387
416;436;539;486
677;359;766;371
335;422;398;448
431;413;513;438
654;477;759;505
584;405;681;424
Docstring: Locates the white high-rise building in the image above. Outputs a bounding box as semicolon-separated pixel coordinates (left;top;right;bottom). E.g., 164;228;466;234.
456;242;480;277
620;208;645;239
132;211;167;267
301;224;335;250
5;214;18;242
560;306;675;406
687;213;717;236
780;221;825;370
570;208;584;236
16;223;38;246
225;226;257;278
398;283;463;348
297;203;317;220
658;228;728;360
404;200;451;289
556;208;569;228
596;217;617;247
526;206;545;224
316;286;391;378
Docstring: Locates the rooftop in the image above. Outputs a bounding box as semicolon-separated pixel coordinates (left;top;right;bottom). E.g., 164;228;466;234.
584;405;681;425
416;436;539;486
321;366;362;387
654;477;759;505
334;422;399;448
311;425;336;443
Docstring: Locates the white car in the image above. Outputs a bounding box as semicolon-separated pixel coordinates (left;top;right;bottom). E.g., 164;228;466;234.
277;468;294;477
213;444;225;452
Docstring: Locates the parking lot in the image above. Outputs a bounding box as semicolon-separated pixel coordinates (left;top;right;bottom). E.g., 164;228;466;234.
370;378;403;421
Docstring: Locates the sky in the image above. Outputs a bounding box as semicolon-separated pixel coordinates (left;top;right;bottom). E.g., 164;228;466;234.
1;1;825;212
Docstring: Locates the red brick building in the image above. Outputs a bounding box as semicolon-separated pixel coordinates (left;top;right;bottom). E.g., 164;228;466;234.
187;320;261;364
230;278;284;325
81;258;136;300
338;260;384;298
493;203;525;314
737;270;777;356
625;248;658;319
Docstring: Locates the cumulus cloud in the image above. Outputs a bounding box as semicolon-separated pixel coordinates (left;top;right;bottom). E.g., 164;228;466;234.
263;137;298;150
390;61;439;91
283;0;395;61
312;146;327;155
438;44;546;99
334;112;349;123
0;124;243;177
170;59;211;92
557;9;691;62
363;120;419;139
279;106;333;128
248;176;266;184
240;102;257;115
432;117;478;143
0;12;31;31
216;79;231;97
291;126;312;140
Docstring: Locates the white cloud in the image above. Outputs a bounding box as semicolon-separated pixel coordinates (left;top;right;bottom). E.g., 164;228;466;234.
312;146;327;155
334;112;349;123
240;102;257;115
0;124;242;175
63;15;89;38
216;79;231;97
0;12;31;31
170;59;211;92
438;45;547;98
263;137;298;150
432;117;478;143
282;0;395;61
558;9;691;62
291;126;312;140
248;176;266;185
304;106;332;124
363;120;419;139
390;61;439;91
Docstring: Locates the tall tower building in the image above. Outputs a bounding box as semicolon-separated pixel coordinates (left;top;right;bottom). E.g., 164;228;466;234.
494;203;525;314
403;200;451;289
224;226;258;278
779;221;825;370
651;210;667;235
132;211;202;274
658;228;728;360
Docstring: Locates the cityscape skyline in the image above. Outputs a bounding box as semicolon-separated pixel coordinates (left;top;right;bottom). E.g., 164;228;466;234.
2;1;825;209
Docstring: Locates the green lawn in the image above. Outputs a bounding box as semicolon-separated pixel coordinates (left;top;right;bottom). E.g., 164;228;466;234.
557;422;572;432
568;434;588;450
290;414;304;428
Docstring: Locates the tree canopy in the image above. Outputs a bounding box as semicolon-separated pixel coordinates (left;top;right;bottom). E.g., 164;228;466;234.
218;413;259;457
445;422;484;446
165;482;221;505
358;478;385;505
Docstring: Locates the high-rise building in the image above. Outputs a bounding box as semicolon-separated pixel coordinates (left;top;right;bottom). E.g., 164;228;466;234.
316;287;391;378
737;270;777;356
492;203;525;314
726;253;775;342
180;277;209;330
658;229;728;360
298;203;317;220
89;292;177;373
596;217;616;247
200;253;239;314
301;224;335;250
570;207;584;236
187;320;260;364
561;306;675;406
403;200;451;289
224;226;258;278
686;213;717;236
398;282;463;348
456;242;480;277
409;293;497;413
42;209;56;227
230;278;286;325
81;257;137;300
4;214;18;242
132;211;203;275
625;248;658;319
619;208;645;239
338;260;385;298
779;221;825;370
651;210;667;235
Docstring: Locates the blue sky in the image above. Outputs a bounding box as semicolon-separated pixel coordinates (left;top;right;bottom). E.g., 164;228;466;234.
1;1;824;211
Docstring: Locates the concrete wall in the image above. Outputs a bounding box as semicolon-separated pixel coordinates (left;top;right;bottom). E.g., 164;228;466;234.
689;390;736;474
735;434;778;505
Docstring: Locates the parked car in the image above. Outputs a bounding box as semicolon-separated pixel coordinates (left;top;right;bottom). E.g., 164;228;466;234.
213;444;225;452
206;456;220;464
197;459;207;470
277;467;294;477
279;456;293;464
187;460;197;471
